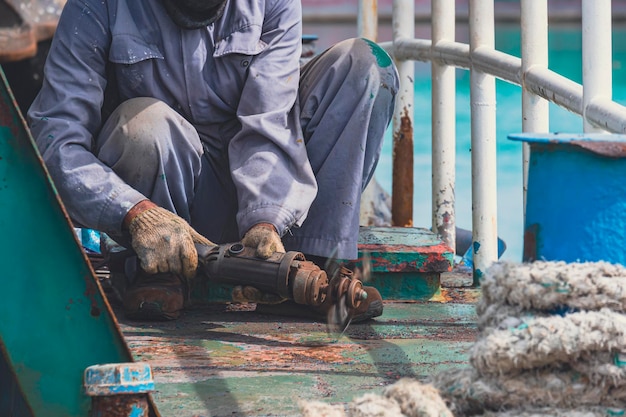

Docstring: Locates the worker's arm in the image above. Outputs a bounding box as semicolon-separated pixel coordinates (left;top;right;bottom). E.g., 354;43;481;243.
228;0;318;241
27;0;145;234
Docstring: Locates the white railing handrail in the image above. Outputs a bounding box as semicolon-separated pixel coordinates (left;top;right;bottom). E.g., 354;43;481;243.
362;0;626;282
381;38;603;118
382;38;626;132
431;0;456;250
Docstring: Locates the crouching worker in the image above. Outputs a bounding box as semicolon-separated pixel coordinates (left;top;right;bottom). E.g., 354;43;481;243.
27;0;399;321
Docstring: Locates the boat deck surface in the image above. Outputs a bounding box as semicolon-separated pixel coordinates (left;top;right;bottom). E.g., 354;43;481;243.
117;273;479;417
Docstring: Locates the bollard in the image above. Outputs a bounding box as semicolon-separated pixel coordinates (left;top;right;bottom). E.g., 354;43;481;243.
509;133;626;264
84;362;154;417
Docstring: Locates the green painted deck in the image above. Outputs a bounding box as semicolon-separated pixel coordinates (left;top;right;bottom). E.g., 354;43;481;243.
1;65;474;416
118;273;479;417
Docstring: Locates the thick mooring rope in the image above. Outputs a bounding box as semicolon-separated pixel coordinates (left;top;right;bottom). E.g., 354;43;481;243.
470;309;626;374
430;366;626;414
478;261;626;314
300;261;626;417
299;379;454;417
436;261;626;416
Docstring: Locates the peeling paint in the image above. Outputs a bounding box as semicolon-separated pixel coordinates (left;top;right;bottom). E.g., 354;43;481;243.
84;275;102;317
363;38;392;67
472;241;481;254
523;223;538;262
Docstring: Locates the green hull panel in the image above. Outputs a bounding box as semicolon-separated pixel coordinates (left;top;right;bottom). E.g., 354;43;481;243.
0;68;147;416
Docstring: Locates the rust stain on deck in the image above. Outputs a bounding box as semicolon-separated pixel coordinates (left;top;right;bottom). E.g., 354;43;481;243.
118;295;478;416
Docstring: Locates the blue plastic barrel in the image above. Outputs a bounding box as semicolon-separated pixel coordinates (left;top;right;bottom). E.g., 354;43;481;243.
509;133;626;264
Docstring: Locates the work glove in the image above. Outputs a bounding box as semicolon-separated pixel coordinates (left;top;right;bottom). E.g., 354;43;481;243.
234;222;287;304
241;223;285;259
127;203;215;279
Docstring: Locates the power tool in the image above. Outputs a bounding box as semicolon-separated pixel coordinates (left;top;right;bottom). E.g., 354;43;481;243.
195;242;368;331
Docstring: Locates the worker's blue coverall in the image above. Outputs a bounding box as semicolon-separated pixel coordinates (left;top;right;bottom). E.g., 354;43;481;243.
28;0;399;260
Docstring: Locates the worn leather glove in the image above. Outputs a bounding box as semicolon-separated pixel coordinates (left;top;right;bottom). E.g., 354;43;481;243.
241;223;285;259
126;201;215;279
235;223;286;304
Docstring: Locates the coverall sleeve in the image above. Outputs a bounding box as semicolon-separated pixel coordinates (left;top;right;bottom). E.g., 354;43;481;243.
229;0;318;238
27;0;146;234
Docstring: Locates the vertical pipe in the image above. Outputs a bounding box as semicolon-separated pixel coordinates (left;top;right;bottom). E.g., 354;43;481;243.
520;0;549;252
356;0;380;230
358;0;378;40
431;0;456;249
469;0;497;285
391;0;415;226
582;0;612;133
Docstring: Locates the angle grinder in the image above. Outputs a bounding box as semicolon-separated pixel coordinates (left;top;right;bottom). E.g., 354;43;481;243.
195;243;367;331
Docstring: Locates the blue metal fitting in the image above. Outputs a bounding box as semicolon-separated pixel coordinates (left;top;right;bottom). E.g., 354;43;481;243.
84;362;154;397
84;362;154;417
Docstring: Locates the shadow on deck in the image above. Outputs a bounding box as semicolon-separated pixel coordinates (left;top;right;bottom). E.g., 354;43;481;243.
118;272;479;417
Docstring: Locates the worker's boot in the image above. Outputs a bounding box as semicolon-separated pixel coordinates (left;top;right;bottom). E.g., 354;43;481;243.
348;286;384;322
355;286;384;321
102;235;186;321
122;271;186;321
313;265;384;323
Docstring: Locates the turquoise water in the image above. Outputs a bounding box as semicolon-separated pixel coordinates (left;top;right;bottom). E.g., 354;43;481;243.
373;23;626;261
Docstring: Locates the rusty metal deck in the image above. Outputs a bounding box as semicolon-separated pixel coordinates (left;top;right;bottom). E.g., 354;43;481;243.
118;273;479;417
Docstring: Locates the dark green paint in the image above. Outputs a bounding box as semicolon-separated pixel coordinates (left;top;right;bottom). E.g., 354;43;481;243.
473;268;484;287
367;272;441;300
122;301;477;417
363;38;393;67
0;69;143;416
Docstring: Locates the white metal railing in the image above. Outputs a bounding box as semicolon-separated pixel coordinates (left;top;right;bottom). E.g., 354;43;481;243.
520;0;549;223
359;0;626;282
431;0;456;250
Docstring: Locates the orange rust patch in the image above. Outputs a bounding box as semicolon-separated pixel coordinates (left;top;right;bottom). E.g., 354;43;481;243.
129;334;359;369
130;339;212;360
239;343;355;365
392;106;414;227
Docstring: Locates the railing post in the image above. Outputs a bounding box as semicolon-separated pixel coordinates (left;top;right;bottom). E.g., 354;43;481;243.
391;0;414;227
582;0;612;133
521;0;549;234
431;0;456;251
358;0;377;40
469;0;497;284
357;0;382;230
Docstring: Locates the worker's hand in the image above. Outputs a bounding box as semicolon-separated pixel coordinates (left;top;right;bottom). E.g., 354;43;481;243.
127;202;215;279
231;285;287;304
241;223;285;259
235;223;286;303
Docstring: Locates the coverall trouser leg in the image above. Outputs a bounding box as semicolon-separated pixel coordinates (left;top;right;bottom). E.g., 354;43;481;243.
283;38;398;259
97;38;398;260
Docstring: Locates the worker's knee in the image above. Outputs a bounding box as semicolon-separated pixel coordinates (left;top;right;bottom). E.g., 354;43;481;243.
328;38;399;91
97;97;202;165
